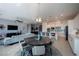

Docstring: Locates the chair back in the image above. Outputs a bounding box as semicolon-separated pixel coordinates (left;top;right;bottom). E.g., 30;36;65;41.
32;46;45;56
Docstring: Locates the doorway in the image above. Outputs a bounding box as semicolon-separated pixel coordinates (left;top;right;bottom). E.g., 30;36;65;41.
31;24;42;35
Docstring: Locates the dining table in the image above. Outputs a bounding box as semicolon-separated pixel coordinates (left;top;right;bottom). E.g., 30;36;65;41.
23;37;53;56
24;37;52;46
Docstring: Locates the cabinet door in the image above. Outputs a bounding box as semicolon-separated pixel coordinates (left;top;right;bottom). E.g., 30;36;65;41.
68;36;74;51
74;39;79;55
71;37;74;51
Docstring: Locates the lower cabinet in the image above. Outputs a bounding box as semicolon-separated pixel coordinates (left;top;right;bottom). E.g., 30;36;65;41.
68;35;79;55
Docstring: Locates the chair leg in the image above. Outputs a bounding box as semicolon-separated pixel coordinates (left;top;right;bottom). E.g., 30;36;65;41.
21;51;25;56
29;49;32;56
45;44;52;56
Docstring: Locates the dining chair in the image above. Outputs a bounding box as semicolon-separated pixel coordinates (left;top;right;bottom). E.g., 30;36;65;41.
32;45;45;56
19;40;32;56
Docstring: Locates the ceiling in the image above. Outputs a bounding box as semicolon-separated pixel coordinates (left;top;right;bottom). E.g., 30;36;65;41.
0;3;79;23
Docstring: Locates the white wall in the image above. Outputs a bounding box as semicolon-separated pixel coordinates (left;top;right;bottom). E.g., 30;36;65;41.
68;20;75;35
0;18;28;35
42;22;47;32
27;24;31;33
22;23;27;34
68;14;79;35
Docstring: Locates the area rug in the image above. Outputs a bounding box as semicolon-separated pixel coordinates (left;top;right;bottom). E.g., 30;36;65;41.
16;45;62;56
45;46;62;56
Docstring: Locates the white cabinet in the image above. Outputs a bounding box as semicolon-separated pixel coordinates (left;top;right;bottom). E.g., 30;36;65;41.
74;37;79;55
68;36;74;51
68;35;79;55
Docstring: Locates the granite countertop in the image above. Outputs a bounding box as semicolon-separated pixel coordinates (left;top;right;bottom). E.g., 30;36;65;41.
71;34;79;39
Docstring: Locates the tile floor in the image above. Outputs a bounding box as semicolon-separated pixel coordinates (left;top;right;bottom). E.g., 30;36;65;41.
52;36;74;56
0;36;74;56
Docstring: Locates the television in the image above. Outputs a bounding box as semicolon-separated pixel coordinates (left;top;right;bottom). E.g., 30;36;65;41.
7;25;18;30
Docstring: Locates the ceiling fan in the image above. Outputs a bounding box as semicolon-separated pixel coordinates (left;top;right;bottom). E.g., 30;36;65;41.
15;17;23;23
15;20;23;23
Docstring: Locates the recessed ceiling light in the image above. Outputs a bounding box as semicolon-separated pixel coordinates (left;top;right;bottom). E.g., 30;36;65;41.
36;19;39;22
46;19;48;20
60;14;63;16
56;17;58;19
39;18;42;22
